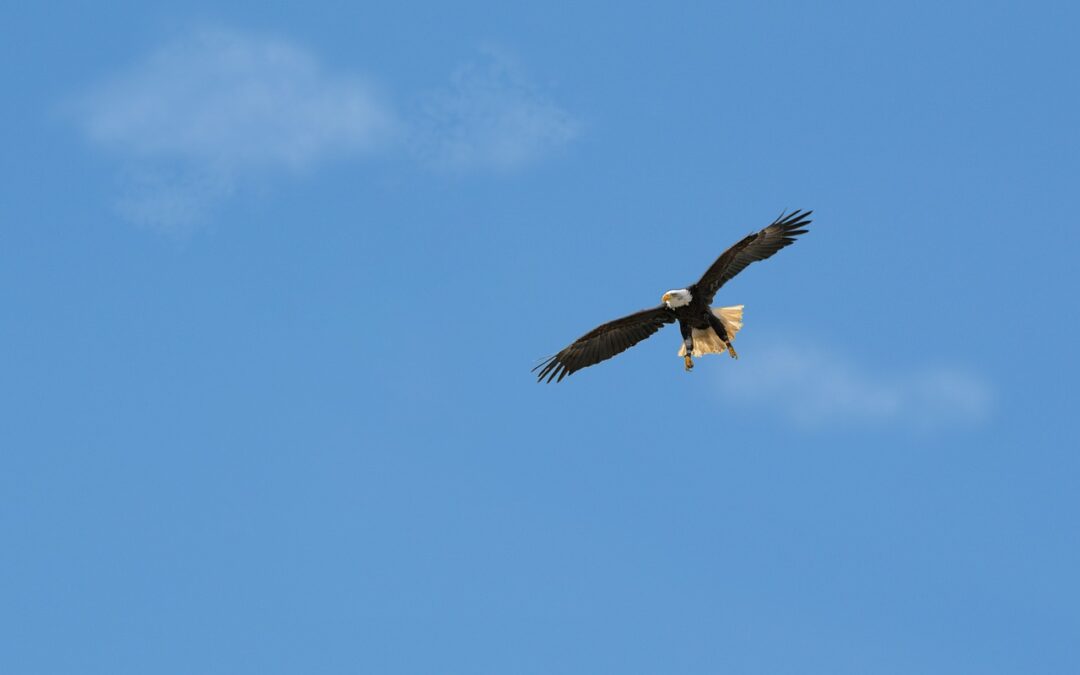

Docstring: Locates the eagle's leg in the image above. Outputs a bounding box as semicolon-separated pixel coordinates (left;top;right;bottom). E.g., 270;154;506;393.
678;322;695;372
707;311;738;360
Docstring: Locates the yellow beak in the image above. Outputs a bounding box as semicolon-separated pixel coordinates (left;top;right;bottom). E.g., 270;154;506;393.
662;293;671;303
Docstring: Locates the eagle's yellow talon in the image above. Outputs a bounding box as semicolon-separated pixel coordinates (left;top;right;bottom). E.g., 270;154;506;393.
727;343;739;359
684;355;694;371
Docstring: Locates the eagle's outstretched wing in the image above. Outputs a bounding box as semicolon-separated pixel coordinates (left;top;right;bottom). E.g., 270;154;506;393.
534;306;676;383
691;210;811;305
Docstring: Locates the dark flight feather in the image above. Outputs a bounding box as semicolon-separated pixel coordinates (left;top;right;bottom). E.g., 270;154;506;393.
533;306;676;382
691;210;811;305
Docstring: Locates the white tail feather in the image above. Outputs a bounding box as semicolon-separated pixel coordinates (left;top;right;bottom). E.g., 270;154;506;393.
677;305;744;357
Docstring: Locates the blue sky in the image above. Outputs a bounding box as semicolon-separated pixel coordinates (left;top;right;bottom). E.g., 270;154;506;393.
3;2;1079;673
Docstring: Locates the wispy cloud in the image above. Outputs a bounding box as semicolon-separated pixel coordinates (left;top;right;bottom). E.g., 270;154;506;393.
717;341;994;431
112;167;234;234
79;28;395;171
74;28;395;231
411;49;580;171
73;31;579;231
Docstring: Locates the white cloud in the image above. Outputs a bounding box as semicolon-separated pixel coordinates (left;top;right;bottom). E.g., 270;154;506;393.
80;28;395;172
717;341;994;431
411;49;580;171
74;32;579;230
74;28;395;231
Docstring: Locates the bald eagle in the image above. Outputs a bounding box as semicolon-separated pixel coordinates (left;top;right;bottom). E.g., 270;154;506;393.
534;210;811;382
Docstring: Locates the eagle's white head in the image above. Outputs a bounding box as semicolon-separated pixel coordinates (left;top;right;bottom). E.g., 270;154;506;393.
662;289;692;308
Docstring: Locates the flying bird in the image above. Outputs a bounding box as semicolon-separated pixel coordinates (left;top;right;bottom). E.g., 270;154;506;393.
534;210;811;382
